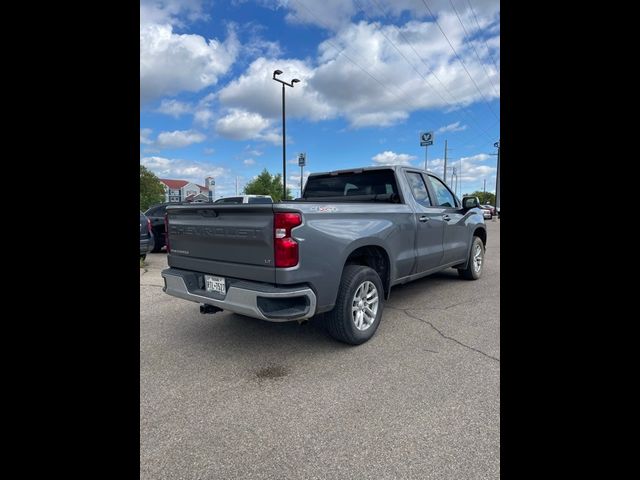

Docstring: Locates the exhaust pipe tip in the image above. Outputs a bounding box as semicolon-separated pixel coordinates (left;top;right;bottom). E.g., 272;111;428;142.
200;304;223;314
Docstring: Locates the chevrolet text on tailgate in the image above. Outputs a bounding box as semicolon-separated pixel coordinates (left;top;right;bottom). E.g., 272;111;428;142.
162;166;487;345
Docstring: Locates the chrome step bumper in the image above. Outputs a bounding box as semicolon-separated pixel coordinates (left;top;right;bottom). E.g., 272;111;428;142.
161;268;317;322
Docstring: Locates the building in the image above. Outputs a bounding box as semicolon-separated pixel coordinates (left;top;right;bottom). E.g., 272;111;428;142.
159;177;215;203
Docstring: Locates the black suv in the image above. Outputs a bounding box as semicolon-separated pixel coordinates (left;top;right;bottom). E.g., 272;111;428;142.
140;211;154;259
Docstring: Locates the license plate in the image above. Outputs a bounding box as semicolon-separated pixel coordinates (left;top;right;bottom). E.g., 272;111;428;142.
205;275;226;295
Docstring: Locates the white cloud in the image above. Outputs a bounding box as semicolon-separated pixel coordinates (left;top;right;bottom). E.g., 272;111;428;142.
372;150;416;166
244;37;282;59
258;131;283;145
279;0;357;31
155;130;206;149
140;23;239;103
461;153;490;162
217;11;499;129
140;128;153;144
214;108;283;145
192;92;217;127
217;57;335;121
270;0;500;32
193;109;214;127
140;0;208;27
156;99;193;117
309;19;499;125
140;156;228;185
203;147;215;155
243;159;256;165
426;153;496;191
437;121;467;133
215;109;269;140
244;147;263;157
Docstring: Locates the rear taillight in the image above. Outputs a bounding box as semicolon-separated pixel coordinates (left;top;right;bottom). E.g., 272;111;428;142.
147;217;152;234
164;213;170;253
274;212;302;268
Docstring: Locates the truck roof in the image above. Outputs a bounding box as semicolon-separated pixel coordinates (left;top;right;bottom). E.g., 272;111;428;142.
307;165;447;183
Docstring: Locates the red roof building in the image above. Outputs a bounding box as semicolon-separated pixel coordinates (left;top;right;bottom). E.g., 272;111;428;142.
159;177;215;203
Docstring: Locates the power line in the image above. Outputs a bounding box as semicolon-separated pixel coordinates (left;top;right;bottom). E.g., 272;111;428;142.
448;0;500;99
420;0;500;121
289;0;441;127
365;0;495;142
467;0;500;74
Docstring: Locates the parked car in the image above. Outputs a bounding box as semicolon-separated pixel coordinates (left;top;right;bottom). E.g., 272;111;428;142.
480;204;495;219
482;204;496;215
146;200;216;252
214;195;273;204
140;211;154;259
162;166;487;345
144;203;170;252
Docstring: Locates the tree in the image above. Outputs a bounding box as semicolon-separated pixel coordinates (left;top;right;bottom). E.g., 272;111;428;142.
243;169;292;201
466;190;496;205
140;165;165;211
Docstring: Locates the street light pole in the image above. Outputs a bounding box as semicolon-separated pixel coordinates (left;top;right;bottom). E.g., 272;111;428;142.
272;70;300;201
281;82;285;199
494;140;500;211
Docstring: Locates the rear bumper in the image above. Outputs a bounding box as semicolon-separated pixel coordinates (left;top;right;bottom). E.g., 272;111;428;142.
161;267;317;322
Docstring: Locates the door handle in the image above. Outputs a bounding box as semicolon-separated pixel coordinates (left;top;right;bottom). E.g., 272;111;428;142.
419;216;429;222
442;214;451;221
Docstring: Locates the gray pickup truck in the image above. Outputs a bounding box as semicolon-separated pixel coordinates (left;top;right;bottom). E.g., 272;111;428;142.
161;166;487;345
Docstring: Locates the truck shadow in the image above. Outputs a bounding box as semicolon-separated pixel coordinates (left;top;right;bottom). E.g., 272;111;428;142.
178;311;353;357
178;270;461;357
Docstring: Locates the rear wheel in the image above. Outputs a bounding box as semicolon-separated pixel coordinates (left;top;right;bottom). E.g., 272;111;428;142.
457;236;484;280
325;265;384;345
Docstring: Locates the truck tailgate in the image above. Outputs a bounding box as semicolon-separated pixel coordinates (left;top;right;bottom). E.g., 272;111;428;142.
166;204;276;283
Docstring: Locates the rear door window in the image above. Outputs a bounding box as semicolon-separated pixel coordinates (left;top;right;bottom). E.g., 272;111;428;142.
405;172;432;207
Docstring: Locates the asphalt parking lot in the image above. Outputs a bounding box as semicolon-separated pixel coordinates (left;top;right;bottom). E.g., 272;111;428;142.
140;220;500;479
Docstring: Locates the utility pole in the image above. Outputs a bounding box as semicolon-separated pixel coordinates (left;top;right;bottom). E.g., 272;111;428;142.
235;176;239;195
443;139;448;183
452;167;457;196
458;157;462;197
483;178;486;202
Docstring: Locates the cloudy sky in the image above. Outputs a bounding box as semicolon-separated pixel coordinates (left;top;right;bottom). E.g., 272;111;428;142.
140;0;500;198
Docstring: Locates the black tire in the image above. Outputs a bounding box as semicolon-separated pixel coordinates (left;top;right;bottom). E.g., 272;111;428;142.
457;236;485;280
325;265;384;345
151;229;164;253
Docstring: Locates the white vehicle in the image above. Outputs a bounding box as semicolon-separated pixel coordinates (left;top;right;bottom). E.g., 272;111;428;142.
214;195;273;204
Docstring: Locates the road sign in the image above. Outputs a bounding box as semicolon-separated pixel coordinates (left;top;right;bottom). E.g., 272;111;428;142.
298;153;306;166
420;131;434;146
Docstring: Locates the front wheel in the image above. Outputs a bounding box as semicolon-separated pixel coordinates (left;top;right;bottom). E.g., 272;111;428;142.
457;236;485;280
325;265;384;345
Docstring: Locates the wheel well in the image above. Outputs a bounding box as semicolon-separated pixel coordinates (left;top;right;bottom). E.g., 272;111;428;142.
474;227;487;246
344;246;391;299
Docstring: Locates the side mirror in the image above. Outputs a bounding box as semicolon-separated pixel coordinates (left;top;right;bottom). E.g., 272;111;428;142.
462;196;480;210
